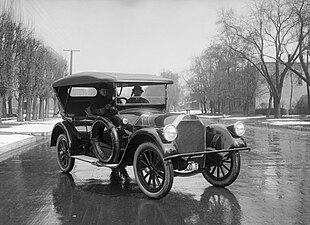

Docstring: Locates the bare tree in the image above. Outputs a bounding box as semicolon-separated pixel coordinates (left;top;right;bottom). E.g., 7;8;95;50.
189;54;212;113
51;54;67;117
0;1;68;122
283;0;310;114
219;0;300;118
0;0;25;122
160;71;182;112
189;41;257;115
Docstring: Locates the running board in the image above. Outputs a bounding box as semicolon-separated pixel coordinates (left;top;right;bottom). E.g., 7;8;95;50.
71;155;119;168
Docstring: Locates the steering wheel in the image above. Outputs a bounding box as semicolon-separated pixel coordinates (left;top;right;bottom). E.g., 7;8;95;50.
116;97;128;104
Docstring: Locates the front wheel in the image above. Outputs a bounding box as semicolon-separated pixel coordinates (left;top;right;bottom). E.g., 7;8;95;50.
202;151;240;187
133;142;174;199
56;134;75;173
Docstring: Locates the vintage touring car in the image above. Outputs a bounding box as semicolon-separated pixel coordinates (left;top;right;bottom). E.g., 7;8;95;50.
51;72;250;199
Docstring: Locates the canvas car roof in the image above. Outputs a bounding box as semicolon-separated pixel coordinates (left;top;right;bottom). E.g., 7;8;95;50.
53;72;173;87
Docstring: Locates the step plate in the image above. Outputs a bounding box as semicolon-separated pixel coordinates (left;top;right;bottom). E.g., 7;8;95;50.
71;155;98;163
71;155;119;168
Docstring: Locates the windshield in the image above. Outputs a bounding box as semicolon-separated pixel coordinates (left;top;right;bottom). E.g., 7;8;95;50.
117;84;166;104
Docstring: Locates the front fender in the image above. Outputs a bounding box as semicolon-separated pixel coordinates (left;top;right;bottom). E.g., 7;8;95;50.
120;128;177;166
128;128;166;154
208;124;247;149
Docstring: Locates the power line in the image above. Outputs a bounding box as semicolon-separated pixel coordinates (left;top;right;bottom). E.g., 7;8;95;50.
63;49;80;75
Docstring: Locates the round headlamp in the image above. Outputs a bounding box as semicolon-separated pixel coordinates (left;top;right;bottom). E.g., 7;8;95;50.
234;121;245;136
163;124;177;142
122;118;128;125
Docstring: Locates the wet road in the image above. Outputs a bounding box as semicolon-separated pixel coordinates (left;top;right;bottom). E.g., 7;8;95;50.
0;126;309;225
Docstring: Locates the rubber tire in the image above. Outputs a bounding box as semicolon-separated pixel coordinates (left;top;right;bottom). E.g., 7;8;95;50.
56;134;75;173
133;142;174;199
90;118;120;163
202;151;240;187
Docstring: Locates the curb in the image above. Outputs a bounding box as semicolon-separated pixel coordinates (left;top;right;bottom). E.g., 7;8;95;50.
0;136;48;162
0;131;52;136
0;136;38;154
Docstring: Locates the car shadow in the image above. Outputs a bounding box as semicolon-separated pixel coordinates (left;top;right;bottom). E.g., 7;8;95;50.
52;171;241;225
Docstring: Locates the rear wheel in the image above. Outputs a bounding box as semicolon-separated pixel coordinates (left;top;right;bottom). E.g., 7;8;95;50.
56;134;75;173
133;142;174;199
202;151;240;187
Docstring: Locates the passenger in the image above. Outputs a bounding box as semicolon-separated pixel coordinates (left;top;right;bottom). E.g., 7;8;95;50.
89;86;116;116
127;85;149;103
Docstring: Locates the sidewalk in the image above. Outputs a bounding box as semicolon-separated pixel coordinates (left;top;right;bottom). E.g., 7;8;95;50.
0;117;61;159
198;114;310;131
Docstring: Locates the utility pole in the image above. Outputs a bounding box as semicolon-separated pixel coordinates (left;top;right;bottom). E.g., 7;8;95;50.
63;49;80;75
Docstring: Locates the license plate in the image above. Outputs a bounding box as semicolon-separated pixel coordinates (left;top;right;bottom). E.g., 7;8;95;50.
186;161;199;171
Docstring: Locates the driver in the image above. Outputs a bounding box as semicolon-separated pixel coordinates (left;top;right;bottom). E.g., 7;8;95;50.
127;85;149;103
90;85;116;116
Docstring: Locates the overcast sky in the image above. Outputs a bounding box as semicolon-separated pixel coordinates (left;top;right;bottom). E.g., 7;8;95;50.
16;0;247;75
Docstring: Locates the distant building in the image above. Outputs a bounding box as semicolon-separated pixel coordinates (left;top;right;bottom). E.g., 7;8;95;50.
255;62;308;114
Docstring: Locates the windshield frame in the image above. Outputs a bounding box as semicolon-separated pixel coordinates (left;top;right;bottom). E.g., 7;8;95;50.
114;83;168;111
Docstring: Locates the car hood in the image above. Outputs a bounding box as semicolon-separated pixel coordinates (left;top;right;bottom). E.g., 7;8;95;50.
117;108;199;128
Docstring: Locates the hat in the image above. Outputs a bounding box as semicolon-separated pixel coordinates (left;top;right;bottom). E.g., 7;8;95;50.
133;85;143;92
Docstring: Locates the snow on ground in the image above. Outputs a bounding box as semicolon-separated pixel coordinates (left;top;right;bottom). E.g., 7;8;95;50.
0;118;61;147
0;134;33;146
0;118;61;134
263;121;310;126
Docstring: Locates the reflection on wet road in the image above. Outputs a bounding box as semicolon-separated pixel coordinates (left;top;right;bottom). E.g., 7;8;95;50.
52;172;240;225
0;125;309;225
236;126;310;225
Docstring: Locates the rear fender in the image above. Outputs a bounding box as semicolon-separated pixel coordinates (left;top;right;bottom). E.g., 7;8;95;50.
207;124;246;149
50;121;82;150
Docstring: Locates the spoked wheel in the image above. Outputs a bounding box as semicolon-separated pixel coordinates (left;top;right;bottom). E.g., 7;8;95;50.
133;142;174;199
56;134;75;173
202;151;240;187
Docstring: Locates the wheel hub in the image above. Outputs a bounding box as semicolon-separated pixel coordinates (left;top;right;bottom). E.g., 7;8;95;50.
144;167;151;173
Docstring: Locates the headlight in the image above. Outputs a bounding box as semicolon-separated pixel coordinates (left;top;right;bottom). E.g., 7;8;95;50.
122;118;128;125
234;121;245;136
163;124;177;142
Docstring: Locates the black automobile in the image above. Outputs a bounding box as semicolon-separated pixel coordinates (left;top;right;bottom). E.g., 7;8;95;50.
51;72;250;199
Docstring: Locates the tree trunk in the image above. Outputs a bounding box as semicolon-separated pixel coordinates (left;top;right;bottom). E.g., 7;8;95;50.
0;96;3;124
289;73;293;115
45;98;50;118
25;97;32;121
307;84;310;115
273;95;281;118
266;92;273;118
8;96;13;117
210;101;215;114
199;97;205;114
39;97;44;119
202;100;207;114
17;93;24;122
32;97;38;120
243;100;249;116
2;96;6;117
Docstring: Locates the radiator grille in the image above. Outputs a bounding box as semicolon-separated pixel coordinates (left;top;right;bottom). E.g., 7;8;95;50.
174;120;205;154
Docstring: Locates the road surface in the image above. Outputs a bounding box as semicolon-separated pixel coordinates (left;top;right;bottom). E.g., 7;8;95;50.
0;125;309;225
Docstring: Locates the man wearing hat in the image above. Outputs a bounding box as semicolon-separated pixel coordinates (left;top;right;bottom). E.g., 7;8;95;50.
89;85;116;116
127;85;149;103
